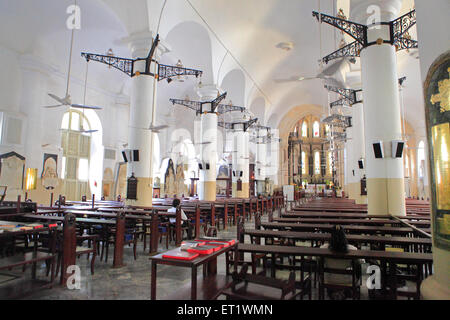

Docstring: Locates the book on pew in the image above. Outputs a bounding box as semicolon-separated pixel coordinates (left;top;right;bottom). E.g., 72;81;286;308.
27;223;44;229
199;238;236;246
180;241;201;251
187;245;222;255
45;223;58;228
162;250;199;261
205;241;229;248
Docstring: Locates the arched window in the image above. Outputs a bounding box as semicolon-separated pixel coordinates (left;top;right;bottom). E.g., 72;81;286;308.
302;122;308;137
301;151;306;175
325;124;330;136
405;153;410;177
313;121;320;137
61;109;92;200
418;141;425;178
314;151;320;175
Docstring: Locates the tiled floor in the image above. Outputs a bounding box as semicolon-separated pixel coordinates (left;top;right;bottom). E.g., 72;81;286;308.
0;209;414;300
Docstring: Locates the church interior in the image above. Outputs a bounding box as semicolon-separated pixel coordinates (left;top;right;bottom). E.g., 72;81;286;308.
0;0;448;302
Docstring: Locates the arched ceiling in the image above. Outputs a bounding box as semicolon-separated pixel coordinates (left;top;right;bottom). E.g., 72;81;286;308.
1;0;424;138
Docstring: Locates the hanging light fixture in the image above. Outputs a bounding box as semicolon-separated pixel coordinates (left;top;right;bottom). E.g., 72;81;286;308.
106;48;114;69
176;59;186;82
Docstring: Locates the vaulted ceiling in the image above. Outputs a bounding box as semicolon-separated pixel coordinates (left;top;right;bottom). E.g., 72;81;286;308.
0;0;425;136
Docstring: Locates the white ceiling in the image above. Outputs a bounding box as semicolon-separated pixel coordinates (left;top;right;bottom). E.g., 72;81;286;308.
0;0;425;136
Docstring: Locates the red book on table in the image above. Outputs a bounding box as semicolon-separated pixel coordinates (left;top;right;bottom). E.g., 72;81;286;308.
162;250;199;261
187;245;221;255
202;239;236;246
206;241;229;248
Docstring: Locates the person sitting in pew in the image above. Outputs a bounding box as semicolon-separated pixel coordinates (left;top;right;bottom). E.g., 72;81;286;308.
168;198;188;224
320;225;363;300
168;198;192;239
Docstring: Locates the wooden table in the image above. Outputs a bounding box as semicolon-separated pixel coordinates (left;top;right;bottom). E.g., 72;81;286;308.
244;229;432;251
273;217;431;227
149;242;235;300
260;222;431;236
283;212;431;220
0;223;58;298
237;243;433;299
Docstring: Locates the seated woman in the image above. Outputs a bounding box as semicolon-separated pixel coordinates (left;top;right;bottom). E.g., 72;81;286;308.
320;225;363;300
167;198;188;223
167;198;192;239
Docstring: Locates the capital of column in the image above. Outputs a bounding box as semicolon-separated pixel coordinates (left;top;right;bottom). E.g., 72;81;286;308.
196;84;220;102
121;31;170;59
350;0;402;24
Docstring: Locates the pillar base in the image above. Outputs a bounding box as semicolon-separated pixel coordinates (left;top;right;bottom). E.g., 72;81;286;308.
421;275;450;300
367;178;406;216
201;181;216;201
347;182;368;205
125;177;153;207
236;183;249;198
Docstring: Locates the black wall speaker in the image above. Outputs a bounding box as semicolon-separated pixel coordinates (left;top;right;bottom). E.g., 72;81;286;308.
392;140;405;158
240;171;243;177
198;163;203;170
373;141;384;159
132;150;139;162
233;171;236;177
206;163;210;170
358;159;364;169
122;151;128;163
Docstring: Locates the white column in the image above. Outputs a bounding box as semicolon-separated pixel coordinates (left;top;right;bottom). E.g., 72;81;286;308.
352;0;406;216
232;126;249;198
124;32;159;206
197;85;219;201
347;99;367;204
18;55;56;204
255;129;267;195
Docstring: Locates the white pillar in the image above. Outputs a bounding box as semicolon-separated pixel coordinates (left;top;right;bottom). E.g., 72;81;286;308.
124;32;159;206
347;99;367;204
232;126;249;198
352;0;406;216
197;85;219;201
255;129;267;195
18;55;57;204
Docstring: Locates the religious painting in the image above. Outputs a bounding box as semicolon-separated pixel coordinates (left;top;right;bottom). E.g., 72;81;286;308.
41;153;58;190
164;159;176;196
154;177;161;188
0;152;25;200
424;51;450;250
217;165;229;179
216;165;229;195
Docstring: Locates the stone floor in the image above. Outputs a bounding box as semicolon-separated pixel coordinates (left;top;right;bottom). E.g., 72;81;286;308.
0;210;415;300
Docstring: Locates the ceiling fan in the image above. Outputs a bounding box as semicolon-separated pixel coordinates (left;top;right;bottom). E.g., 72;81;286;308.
273;58;352;87
129;124;169;133
42;2;103;111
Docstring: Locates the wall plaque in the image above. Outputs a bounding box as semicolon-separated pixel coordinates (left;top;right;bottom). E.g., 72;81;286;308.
424;51;450;250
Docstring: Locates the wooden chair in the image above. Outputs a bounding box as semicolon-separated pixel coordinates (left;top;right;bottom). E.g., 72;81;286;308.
100;223;139;262
318;257;361;300
226;217;267;275
221;263;302;300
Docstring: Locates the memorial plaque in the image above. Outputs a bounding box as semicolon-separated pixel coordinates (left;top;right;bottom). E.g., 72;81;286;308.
424;51;450;250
